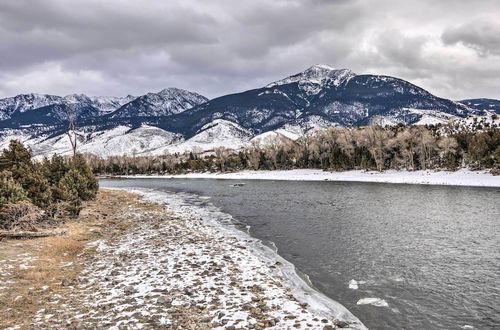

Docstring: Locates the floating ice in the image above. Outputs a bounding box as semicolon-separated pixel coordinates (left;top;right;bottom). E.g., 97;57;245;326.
349;279;366;289
357;298;389;307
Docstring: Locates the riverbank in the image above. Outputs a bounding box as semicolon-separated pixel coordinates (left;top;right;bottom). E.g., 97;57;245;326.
0;189;365;329
124;169;500;187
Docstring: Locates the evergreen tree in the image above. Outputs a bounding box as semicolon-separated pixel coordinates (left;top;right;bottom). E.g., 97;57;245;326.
0;172;28;209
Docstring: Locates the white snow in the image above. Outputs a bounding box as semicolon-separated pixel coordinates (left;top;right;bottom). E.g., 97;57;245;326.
266;65;356;95
110;87;207;118
157;120;253;154
126;169;500;187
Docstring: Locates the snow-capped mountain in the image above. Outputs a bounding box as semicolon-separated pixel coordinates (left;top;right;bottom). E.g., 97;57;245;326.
154;65;477;137
109;88;208;118
0;65;490;157
64;94;137;115
0;93;136;126
0;93;63;121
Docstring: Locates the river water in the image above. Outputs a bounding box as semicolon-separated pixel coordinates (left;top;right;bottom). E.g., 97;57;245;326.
100;178;500;330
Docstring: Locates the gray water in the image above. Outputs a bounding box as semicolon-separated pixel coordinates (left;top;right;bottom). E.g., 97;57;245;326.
100;178;500;330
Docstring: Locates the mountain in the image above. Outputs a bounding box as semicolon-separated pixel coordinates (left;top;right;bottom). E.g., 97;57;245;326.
155;64;476;137
64;94;137;116
459;98;500;114
0;65;488;157
0;93;63;121
0;93;136;127
109;88;208;118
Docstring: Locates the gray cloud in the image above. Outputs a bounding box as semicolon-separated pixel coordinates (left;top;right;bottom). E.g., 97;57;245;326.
442;19;500;56
0;0;499;100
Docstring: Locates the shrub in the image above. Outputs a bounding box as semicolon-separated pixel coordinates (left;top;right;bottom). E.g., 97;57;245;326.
0;172;28;209
69;154;98;200
0;141;99;230
0;201;43;231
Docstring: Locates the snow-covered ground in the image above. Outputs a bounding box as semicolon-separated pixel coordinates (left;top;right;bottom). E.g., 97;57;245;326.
125;169;500;187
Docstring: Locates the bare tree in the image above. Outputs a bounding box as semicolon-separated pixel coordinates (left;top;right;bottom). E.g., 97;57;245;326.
214;147;228;172
66;106;79;156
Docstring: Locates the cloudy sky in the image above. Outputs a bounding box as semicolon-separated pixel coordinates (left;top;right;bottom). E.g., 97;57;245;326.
0;0;499;100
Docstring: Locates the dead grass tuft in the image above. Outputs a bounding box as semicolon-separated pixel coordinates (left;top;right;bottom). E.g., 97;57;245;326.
44;236;84;258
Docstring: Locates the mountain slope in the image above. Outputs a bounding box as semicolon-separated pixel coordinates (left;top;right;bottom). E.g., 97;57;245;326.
460;98;500;114
0;94;63;121
156;65;476;137
109;88;208;118
0;93;136;126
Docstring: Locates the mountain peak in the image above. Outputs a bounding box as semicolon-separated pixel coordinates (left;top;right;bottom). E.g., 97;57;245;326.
109;87;208;118
308;64;336;71
266;64;356;95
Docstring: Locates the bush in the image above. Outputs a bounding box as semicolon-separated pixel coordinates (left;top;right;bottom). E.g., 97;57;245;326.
0;141;99;230
0;201;43;231
69;154;99;200
0;172;28;209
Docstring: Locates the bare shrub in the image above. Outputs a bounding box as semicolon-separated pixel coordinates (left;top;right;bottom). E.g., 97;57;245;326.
0;201;44;231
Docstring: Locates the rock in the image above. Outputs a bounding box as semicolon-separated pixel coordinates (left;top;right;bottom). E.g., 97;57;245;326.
123;285;137;294
156;296;172;305
61;279;72;287
336;320;351;328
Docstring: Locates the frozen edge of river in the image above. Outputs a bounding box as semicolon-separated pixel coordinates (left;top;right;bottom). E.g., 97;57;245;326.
121;169;500;187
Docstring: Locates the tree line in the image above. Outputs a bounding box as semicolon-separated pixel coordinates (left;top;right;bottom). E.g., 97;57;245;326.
87;123;500;176
0;140;98;232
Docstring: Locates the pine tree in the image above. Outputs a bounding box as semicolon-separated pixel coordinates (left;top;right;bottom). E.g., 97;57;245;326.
0;172;28;209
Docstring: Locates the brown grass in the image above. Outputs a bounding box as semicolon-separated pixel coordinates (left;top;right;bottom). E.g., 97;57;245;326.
0;189;145;329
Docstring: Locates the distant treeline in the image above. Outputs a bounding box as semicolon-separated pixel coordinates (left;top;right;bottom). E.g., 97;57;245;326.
87;123;500;176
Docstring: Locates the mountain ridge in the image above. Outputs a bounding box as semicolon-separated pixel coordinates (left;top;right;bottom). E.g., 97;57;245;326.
0;64;497;157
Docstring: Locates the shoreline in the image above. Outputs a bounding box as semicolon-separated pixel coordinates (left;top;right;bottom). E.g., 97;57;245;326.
5;188;366;329
119;168;500;187
126;187;367;329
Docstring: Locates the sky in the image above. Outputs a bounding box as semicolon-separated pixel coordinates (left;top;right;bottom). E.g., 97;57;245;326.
0;0;499;100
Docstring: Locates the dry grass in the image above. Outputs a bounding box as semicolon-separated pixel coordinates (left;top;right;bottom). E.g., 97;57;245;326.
0;189;143;329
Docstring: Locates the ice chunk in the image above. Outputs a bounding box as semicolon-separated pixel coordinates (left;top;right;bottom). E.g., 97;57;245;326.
356;298;389;307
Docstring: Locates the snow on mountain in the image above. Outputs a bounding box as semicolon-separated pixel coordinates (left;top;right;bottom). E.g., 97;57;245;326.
63;94;136;114
3;125;181;158
74;125;181;157
0;93;136;123
155;120;253;155
0;93;62;120
266;64;356;95
110;88;208;118
370;108;459;126
251;131;295;146
459;98;500;114
443;114;499;134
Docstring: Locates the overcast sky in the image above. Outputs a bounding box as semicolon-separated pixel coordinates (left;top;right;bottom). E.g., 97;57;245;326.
0;0;499;100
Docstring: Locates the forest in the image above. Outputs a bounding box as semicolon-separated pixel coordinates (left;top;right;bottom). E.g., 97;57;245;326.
87;122;500;176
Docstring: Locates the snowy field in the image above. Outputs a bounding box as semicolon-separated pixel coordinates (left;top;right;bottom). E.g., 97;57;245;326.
125;169;500;187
